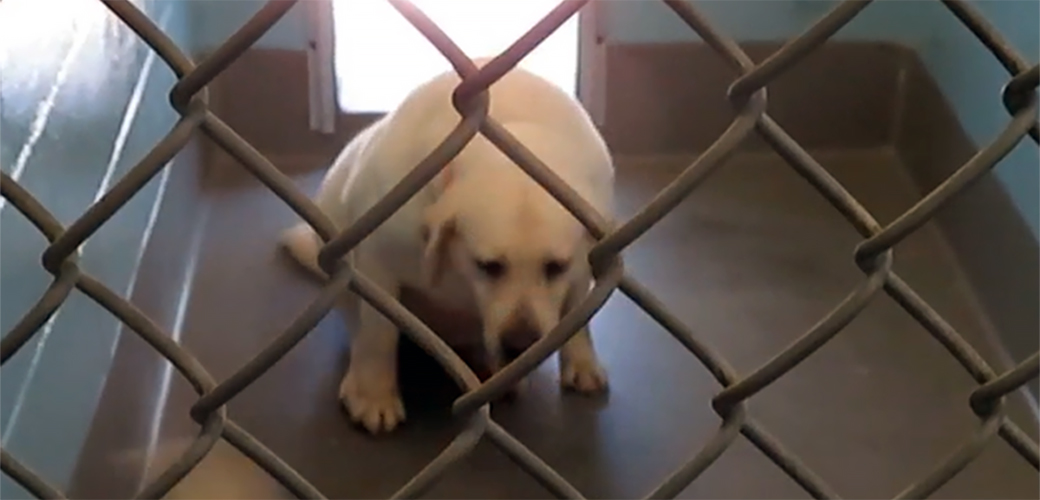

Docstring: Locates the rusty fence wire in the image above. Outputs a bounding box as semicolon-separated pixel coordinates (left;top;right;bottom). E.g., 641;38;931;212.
1;0;1038;498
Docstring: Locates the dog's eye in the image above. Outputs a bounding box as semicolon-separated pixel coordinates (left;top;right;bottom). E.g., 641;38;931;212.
543;259;568;280
475;259;506;279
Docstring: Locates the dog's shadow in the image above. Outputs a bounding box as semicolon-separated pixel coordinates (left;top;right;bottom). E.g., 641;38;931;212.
276;248;600;424
396;335;475;417
337;285;610;423
274;243;488;418
343;286;501;421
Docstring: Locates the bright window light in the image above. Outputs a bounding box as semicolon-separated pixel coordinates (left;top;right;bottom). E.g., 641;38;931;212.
331;0;580;113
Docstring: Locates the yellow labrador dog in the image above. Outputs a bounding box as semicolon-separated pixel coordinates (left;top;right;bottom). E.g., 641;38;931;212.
280;58;614;434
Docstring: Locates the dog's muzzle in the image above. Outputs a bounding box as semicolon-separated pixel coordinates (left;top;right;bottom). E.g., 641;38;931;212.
499;313;540;361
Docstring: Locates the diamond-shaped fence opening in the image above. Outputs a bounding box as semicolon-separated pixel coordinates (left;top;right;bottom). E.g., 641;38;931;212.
1;0;1038;499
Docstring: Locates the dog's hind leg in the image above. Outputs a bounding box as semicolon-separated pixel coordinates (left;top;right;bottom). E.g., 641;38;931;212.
279;124;370;281
278;162;356;282
279;222;329;281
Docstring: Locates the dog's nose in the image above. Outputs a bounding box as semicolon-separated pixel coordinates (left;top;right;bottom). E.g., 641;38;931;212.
500;315;540;360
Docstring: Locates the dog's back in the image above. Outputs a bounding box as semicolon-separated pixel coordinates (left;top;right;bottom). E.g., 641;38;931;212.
353;59;612;229
283;60;613;295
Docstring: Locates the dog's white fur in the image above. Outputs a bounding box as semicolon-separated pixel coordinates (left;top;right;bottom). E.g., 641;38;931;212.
279;59;615;434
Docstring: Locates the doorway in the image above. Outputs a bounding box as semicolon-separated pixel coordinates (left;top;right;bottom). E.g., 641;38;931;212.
330;0;582;114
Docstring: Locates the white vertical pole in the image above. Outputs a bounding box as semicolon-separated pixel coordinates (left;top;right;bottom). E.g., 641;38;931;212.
305;0;337;134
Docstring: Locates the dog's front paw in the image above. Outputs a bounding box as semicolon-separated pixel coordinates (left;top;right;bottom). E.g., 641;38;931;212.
340;371;406;434
560;359;609;394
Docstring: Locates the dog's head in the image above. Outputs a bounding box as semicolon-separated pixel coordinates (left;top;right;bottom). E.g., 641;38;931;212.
420;164;592;365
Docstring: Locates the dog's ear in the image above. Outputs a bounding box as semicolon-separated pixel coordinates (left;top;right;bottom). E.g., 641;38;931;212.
420;202;458;288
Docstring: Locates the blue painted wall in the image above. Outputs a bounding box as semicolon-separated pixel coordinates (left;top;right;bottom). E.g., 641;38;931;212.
598;0;1039;235
915;0;1039;237
186;0;934;49
0;0;193;496
188;0;306;52
601;0;931;43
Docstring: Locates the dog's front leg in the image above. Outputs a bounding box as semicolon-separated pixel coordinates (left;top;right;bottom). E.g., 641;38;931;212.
559;326;608;394
341;256;406;434
558;280;609;394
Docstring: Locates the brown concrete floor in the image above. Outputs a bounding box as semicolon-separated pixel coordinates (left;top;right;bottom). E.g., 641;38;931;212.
141;148;1037;499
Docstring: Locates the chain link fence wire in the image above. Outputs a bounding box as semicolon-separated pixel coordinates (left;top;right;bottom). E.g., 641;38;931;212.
1;0;1038;498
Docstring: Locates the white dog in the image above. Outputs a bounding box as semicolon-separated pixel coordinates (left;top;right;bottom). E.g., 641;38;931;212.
279;58;615;434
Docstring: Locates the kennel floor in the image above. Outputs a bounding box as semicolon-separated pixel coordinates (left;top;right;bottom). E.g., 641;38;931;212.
116;148;1039;499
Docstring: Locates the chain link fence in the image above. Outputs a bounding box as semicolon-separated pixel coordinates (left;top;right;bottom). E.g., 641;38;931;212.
1;0;1038;498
